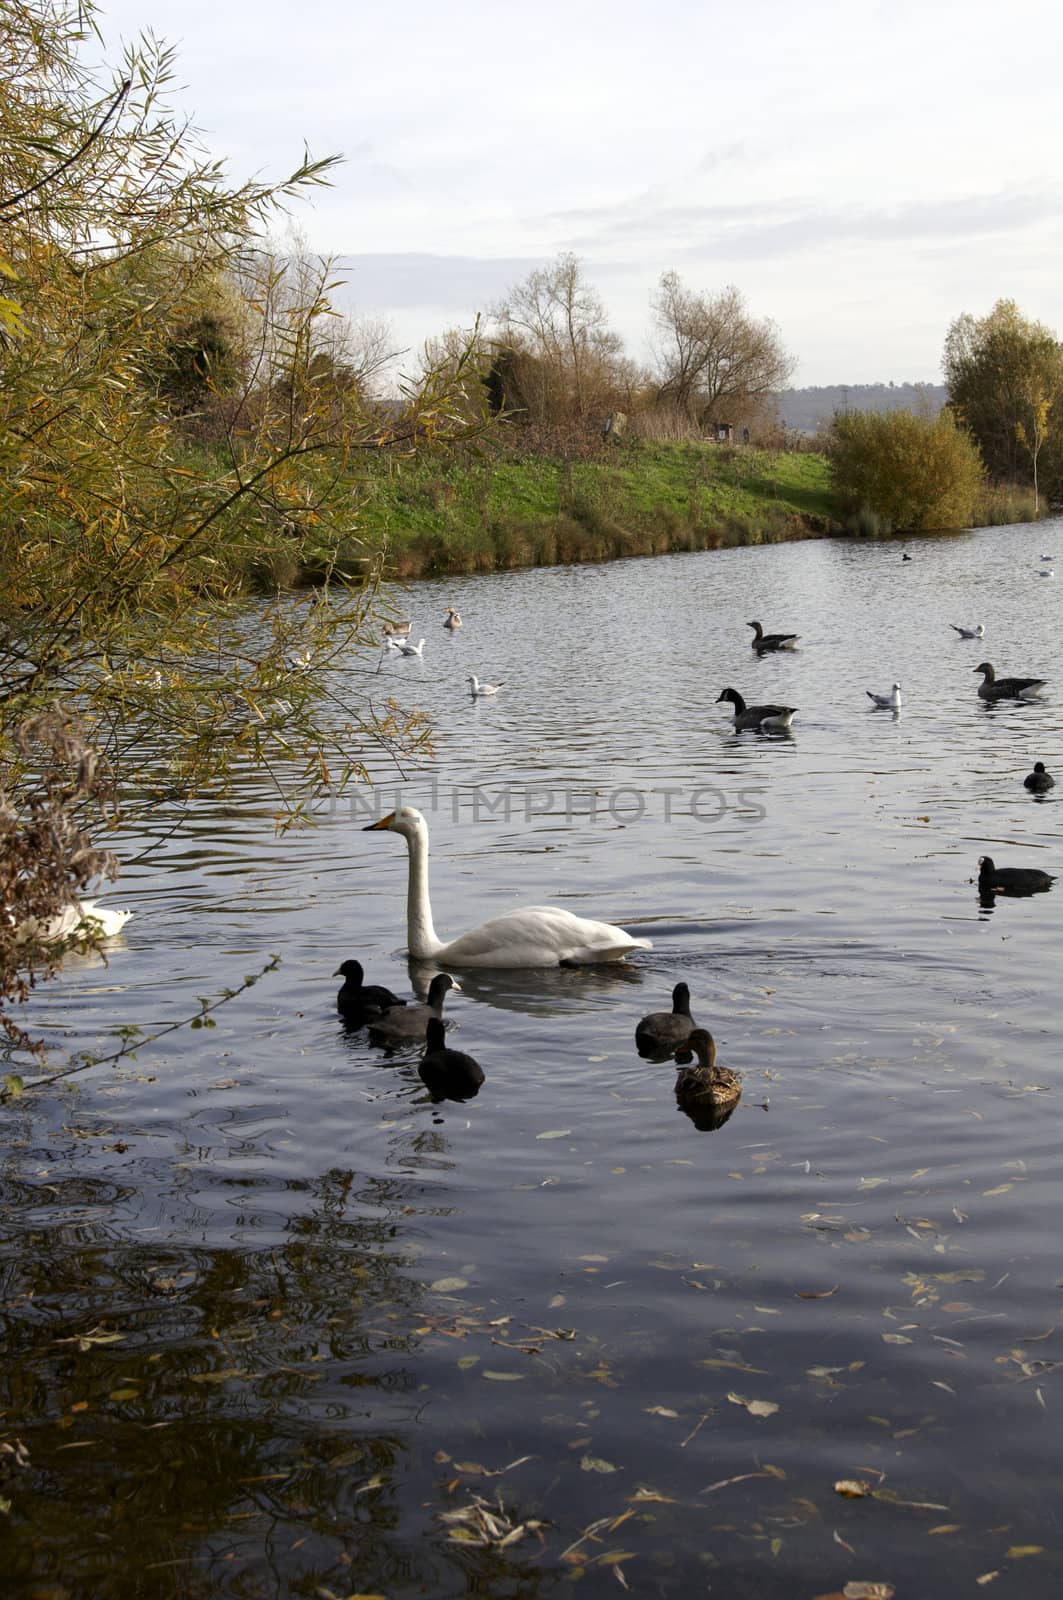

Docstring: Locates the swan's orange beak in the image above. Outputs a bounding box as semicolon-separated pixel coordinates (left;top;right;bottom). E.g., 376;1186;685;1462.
363;812;395;831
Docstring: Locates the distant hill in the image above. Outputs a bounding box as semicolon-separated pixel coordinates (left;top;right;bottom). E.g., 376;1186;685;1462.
777;383;948;435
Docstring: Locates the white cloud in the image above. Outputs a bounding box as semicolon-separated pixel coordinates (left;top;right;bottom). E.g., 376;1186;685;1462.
95;0;1063;383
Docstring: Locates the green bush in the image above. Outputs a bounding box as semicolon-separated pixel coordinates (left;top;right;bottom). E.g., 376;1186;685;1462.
828;409;985;531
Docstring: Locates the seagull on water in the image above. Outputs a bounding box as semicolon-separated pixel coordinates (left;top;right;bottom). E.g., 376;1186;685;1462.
467;674;502;697
867;682;902;710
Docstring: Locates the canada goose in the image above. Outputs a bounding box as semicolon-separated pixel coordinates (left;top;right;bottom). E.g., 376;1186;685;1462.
1024;762;1055;793
367;972;461;1046
418;1017;484;1100
950;624;985;639
748;620;799;654
973;662;1046;701
977;855;1055;900
363;807;652;967
635;982;696;1057
716;687;796;733
867;683;902;710
334;959;407;1023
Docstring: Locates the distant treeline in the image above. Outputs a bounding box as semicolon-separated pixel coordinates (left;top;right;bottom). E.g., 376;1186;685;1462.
777;383;947;435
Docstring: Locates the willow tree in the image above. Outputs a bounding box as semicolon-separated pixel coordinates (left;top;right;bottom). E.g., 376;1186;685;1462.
0;0;478;1063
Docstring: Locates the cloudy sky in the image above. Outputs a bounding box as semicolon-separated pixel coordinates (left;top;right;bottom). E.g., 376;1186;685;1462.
96;0;1063;386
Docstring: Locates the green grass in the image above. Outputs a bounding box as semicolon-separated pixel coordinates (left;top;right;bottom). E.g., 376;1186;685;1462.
348;441;841;577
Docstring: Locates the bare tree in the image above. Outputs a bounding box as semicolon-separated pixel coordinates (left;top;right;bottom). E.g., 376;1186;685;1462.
493;253;624;424
651;271;795;425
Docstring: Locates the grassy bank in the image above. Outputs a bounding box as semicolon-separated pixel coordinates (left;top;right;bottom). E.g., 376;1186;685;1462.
236;442;1043;589
350;442;841;578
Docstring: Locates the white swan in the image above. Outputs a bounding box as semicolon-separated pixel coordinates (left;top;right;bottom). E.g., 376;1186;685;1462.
363;807;652;967
467;674;502;697
867;682;902;710
14;899;132;943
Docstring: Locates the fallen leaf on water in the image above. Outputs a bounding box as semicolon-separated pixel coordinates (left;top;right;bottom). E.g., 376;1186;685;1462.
536;1129;571;1140
843;1586;895;1600
872;1490;948;1510
982;1184;1013;1197
845;1230;872;1243
457;1356;479;1371
430;1277;468;1292
698;1358;770;1374
703;1464;786;1493
188;1368;254;1384
797;1285;839;1299
1006;1545;1044;1558
482;1371;524;1382
833;1529;856;1554
976;1572;1000;1585
549;1294;566;1309
882;1334;913;1345
55;1327;126;1352
927;1524;961;1534
834;1479;871;1498
629;1487;678;1503
643;1406;679;1418
108;1389;139;1403
580;1455;618;1473
727;1391;779;1418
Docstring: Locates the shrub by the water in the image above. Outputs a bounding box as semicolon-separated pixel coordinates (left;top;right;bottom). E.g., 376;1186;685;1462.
828;409;985;531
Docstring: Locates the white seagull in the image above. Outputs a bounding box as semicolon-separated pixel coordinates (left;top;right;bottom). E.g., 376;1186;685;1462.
467;674;502;697
950;623;985;639
395;638;426;657
867;682;902;710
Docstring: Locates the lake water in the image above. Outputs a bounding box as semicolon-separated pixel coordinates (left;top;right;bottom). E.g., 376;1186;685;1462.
3;520;1062;1598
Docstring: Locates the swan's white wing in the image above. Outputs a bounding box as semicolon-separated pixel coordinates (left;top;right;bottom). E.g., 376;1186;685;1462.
436;905;652;968
16;900;133;942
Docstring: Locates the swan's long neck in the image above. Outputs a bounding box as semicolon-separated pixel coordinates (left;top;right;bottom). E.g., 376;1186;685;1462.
405;822;443;958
